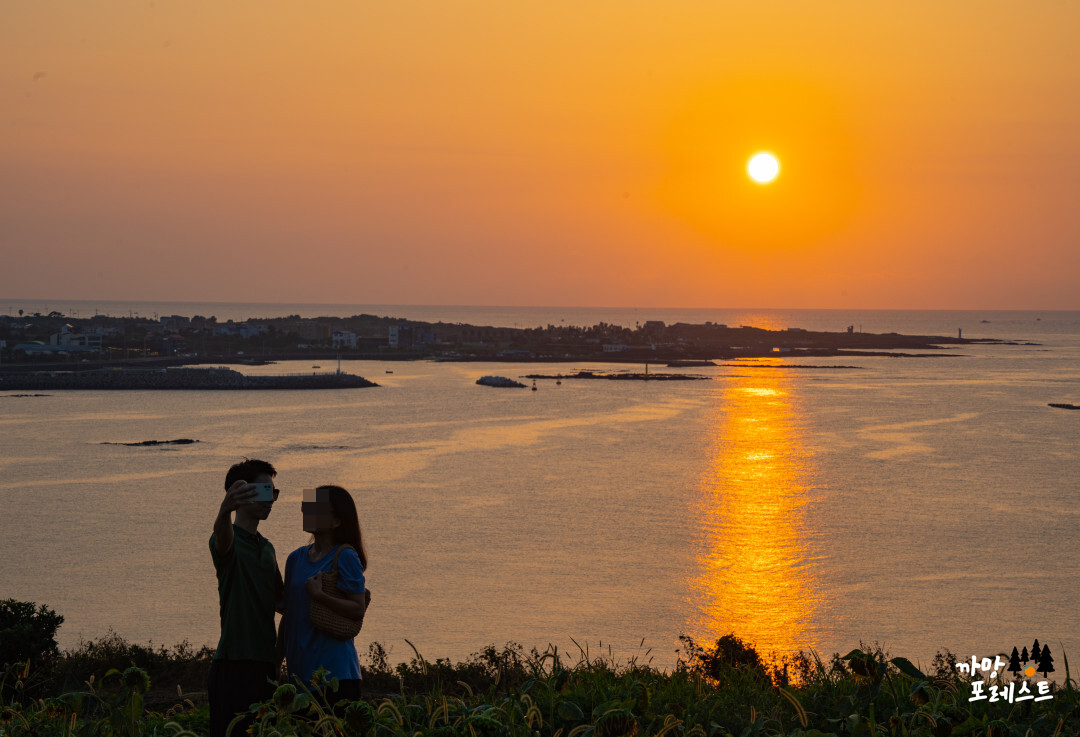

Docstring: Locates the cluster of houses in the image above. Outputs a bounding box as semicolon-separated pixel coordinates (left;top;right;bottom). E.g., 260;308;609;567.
1;311;859;364
1;313;446;360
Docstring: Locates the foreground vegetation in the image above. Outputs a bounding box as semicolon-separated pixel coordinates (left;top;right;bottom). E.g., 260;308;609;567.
2;636;1077;737
1;601;1076;737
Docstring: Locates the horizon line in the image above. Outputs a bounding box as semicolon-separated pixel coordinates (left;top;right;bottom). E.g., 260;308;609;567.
2;298;1078;314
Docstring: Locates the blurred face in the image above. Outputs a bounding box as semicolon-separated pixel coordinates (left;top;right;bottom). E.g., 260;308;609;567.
302;487;338;533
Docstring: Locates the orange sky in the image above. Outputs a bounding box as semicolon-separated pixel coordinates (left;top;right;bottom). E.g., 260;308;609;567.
2;2;1078;308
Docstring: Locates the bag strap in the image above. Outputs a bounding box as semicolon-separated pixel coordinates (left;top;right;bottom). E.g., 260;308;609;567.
330;544;356;573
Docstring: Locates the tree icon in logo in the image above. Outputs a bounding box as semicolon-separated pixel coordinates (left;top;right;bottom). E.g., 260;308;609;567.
1039;646;1055;678
1008;647;1022;676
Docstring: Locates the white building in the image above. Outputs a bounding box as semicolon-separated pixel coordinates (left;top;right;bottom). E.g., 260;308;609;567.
332;330;357;349
49;325;102;350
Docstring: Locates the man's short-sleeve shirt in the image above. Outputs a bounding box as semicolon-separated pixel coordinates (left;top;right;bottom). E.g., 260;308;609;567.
209;525;284;663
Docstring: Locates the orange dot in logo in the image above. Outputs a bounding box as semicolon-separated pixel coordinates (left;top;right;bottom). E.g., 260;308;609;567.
1025;666;1037;677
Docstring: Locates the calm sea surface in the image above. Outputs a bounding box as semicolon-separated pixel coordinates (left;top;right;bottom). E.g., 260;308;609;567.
1;303;1078;671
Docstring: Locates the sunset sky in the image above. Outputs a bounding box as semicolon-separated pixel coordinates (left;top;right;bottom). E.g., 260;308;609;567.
2;2;1078;309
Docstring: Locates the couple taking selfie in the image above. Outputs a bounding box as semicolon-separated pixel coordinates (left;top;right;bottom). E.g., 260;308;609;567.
207;459;370;737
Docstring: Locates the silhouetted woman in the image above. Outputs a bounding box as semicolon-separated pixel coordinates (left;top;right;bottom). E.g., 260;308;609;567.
281;485;368;700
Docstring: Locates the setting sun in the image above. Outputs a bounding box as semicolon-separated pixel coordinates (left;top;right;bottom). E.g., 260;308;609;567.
748;152;780;183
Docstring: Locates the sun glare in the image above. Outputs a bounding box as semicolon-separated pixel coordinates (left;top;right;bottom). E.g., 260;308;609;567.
748;152;780;183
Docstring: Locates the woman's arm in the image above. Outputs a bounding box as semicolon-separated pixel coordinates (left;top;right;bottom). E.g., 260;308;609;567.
305;572;367;620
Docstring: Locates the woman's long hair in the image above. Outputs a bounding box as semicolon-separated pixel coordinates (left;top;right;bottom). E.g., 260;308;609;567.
320;484;367;570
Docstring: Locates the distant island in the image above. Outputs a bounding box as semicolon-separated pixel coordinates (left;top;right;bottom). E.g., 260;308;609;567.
0;309;1017;375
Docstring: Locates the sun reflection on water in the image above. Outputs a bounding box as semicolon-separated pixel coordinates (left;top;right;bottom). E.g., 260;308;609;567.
689;364;820;658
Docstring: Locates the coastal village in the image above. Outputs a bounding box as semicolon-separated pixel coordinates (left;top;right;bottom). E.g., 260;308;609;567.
0;309;983;368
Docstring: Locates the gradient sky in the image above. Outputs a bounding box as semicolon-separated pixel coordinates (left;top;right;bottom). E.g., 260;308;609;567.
2;2;1078;309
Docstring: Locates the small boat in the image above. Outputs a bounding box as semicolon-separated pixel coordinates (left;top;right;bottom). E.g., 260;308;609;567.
386;370;393;374
556;379;562;385
1048;403;1080;410
532;379;538;391
312;365;321;369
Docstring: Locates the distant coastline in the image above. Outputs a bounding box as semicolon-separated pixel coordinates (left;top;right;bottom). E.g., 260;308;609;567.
3;299;1073;333
0;308;1021;379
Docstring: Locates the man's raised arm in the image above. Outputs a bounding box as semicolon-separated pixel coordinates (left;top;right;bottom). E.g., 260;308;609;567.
213;480;257;556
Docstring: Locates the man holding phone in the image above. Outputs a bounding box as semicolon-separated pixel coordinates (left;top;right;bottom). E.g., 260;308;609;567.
208;459;284;737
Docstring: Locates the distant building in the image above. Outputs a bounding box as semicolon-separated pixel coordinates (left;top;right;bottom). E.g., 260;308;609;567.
189;315;217;331
16;340;96;355
160;315;191;332
158;334;189;355
389;325;413;348
49;325;102;351
389;325;435;350
332;330;357;349
215;321;265;338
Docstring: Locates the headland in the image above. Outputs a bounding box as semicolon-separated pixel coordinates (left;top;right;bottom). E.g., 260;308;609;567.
0;309;1018;378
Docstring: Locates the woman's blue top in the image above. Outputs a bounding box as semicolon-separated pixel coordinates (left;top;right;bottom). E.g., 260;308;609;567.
282;544;366;684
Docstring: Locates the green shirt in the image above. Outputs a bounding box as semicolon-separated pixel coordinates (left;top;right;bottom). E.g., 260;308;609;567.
209;524;284;663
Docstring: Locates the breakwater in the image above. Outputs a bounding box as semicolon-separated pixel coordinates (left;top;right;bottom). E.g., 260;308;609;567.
0;366;377;390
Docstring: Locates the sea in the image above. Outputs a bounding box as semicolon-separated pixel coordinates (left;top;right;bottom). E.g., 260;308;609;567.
2;300;1078;673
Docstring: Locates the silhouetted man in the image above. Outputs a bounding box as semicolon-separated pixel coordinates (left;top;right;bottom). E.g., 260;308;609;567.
208;459;284;737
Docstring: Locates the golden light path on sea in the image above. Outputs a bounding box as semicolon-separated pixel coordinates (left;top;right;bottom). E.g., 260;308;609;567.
688;361;821;659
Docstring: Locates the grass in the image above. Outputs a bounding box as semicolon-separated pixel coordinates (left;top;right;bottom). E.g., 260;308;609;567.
1;632;1076;737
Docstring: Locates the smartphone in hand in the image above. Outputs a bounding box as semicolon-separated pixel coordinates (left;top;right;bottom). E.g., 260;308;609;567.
253;483;276;502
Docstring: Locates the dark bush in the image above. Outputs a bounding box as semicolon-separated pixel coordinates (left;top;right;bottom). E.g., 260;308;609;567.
677;633;772;684
54;630;214;705
0;599;64;670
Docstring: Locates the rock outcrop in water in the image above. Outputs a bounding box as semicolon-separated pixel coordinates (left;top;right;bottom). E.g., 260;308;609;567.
476;375;526;388
101;439;200;446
